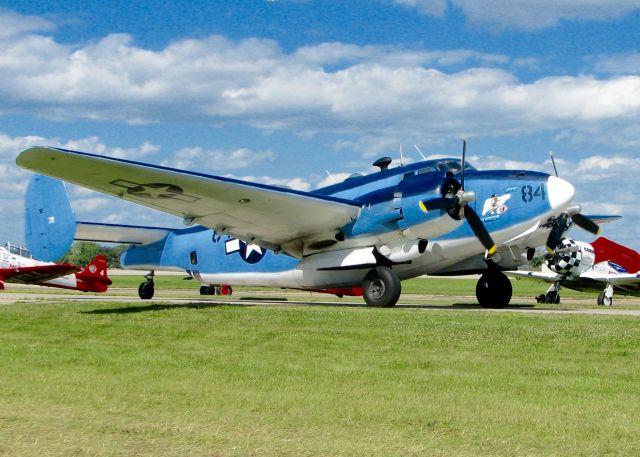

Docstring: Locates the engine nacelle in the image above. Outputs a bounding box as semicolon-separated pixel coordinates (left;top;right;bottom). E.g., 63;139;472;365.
545;238;595;278
377;239;429;263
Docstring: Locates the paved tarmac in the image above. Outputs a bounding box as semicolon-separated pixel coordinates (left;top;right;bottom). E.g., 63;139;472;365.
3;284;640;317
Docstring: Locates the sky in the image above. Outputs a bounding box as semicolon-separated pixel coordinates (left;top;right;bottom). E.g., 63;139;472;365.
1;0;639;251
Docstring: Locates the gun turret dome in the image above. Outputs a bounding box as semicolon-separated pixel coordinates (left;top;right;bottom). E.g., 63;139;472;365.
373;156;392;171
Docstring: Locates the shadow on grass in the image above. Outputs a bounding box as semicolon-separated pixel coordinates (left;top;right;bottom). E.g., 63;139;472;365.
81;302;253;314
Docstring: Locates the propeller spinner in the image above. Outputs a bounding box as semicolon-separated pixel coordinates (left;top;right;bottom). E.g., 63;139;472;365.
419;140;497;255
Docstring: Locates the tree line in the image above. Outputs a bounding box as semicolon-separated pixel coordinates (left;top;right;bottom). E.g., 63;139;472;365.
60;242;127;269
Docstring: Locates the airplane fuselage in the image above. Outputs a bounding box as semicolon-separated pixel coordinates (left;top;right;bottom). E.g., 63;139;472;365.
120;159;574;290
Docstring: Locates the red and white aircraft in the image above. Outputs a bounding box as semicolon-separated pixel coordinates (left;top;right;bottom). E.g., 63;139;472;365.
0;243;111;292
508;237;640;306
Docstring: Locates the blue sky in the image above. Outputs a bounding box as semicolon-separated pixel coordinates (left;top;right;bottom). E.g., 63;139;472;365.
1;0;640;250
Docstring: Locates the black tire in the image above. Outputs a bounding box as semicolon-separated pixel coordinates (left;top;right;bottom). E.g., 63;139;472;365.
138;280;155;300
200;285;211;295
362;266;401;308
597;291;612;306
545;290;560;304
475;271;512;308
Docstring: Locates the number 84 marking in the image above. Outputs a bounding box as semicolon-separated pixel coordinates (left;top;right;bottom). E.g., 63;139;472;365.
521;184;546;203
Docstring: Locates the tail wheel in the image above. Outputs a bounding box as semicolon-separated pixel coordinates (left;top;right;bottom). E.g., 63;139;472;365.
475;271;512;308
362;266;401;308
138;280;155;300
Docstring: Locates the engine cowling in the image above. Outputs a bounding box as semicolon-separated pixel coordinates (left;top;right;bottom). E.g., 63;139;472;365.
545;238;595;278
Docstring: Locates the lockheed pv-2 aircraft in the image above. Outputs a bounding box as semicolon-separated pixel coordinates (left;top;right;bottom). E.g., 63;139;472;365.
17;142;599;308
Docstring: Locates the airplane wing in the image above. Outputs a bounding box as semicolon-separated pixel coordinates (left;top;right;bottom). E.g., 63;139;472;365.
0;263;80;284
506;269;562;282
579;270;640;286
17;147;362;255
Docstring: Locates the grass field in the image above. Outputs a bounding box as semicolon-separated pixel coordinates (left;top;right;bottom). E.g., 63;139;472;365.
2;290;640;456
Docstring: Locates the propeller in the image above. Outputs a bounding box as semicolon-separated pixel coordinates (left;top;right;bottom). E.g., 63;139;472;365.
544;150;601;252
420;139;497;255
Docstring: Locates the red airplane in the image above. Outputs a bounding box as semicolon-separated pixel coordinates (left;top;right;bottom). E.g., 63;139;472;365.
0;243;111;292
509;237;640;306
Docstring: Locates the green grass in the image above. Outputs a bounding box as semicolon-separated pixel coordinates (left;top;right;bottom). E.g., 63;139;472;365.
2;301;640;456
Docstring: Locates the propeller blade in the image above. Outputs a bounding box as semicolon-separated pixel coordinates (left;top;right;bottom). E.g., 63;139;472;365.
571;213;600;235
549;150;559;177
546;213;569;253
461;138;466;190
463;205;497;255
419;197;458;212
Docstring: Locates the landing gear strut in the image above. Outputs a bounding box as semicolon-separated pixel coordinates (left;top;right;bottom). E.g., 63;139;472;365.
362;266;401;308
138;271;155;300
476;270;512;308
597;284;614;306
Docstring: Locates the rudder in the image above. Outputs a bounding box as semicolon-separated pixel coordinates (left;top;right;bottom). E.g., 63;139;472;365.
25;174;76;261
76;255;112;292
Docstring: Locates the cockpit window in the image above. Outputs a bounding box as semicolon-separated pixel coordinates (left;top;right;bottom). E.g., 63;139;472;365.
5;243;31;258
434;159;475;173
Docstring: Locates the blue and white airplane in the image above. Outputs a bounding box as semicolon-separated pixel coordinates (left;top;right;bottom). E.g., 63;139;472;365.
17;142;598;308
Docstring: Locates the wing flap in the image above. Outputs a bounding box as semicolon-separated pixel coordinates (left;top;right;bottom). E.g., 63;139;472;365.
17;147;361;253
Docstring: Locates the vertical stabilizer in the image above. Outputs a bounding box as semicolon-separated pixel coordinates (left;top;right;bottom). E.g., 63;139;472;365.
75;255;112;292
25;174;77;261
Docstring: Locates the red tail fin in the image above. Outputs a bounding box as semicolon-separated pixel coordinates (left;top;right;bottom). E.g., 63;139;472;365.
592;237;640;273
75;255;112;292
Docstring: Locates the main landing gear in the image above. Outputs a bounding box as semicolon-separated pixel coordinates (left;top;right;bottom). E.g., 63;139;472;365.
199;285;233;296
475;269;512;308
536;282;561;304
597;284;614;306
362;266;401;308
138;271;155;300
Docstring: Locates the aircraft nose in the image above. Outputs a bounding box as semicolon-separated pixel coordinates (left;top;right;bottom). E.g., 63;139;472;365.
547;175;575;210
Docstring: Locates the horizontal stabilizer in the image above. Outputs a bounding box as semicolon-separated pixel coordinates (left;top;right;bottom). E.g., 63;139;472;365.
76;222;173;245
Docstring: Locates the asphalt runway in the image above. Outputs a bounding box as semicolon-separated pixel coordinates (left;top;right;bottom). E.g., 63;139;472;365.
4;284;640;317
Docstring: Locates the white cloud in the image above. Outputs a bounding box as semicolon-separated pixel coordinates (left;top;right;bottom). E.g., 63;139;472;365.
0;9;55;38
393;0;448;16
160;147;276;172
590;52;640;75
0;14;638;151
396;0;640;30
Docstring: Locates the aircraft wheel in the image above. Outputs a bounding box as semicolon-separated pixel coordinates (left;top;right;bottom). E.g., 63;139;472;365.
545;290;560;304
597;291;612;306
200;285;211;295
219;285;232;296
362;266;401;308
476;271;512;308
138;280;155;300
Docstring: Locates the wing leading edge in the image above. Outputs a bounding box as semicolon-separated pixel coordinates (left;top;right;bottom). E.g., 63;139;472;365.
17;147;361;256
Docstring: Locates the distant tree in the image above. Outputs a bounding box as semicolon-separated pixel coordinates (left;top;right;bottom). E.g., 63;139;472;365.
60;242;125;268
529;255;545;269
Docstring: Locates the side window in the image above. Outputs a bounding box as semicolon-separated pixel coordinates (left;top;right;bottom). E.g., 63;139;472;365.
190;250;198;265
